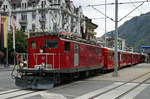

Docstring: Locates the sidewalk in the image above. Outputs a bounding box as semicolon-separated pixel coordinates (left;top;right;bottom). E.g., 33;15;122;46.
0;64;13;71
87;63;150;83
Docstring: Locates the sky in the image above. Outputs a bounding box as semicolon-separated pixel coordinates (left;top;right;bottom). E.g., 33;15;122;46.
71;0;150;37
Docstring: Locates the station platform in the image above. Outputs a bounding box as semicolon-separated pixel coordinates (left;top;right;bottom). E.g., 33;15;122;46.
87;63;150;83
0;63;150;99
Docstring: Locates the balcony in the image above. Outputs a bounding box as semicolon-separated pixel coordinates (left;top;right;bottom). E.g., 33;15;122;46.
39;17;46;22
87;30;97;35
19;19;27;24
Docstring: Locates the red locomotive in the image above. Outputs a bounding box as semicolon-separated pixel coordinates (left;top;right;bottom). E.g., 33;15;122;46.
15;32;144;89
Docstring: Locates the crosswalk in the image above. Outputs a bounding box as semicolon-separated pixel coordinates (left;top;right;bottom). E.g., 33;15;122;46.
0;82;149;99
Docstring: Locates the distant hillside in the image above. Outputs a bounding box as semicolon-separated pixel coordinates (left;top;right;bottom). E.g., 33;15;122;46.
106;12;150;52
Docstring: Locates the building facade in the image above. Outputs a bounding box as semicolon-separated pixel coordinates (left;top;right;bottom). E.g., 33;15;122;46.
105;37;126;50
0;0;84;36
81;17;98;42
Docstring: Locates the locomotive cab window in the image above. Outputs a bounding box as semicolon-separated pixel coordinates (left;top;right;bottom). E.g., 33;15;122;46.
64;41;70;52
96;48;98;55
31;40;36;49
45;39;58;48
99;49;102;56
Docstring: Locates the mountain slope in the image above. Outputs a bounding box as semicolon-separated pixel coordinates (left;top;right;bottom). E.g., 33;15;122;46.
107;12;150;52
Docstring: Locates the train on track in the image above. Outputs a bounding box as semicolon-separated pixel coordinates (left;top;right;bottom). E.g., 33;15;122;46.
14;32;146;89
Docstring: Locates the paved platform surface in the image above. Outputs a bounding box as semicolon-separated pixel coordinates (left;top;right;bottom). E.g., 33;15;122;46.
0;64;13;71
0;63;150;99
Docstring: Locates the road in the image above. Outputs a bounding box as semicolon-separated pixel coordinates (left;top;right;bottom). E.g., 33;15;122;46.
0;63;150;99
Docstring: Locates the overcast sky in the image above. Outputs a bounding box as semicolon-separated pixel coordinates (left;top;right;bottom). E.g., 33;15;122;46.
71;0;150;37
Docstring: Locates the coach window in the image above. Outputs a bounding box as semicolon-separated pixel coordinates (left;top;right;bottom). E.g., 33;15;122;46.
108;52;111;59
65;41;70;52
31;40;36;49
120;54;122;61
96;48;98;55
99;49;102;56
45;39;58;48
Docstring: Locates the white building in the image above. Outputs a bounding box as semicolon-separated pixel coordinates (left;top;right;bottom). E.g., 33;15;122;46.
0;0;84;36
104;37;126;50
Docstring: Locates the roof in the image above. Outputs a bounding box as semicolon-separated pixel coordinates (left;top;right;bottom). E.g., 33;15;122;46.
141;46;150;48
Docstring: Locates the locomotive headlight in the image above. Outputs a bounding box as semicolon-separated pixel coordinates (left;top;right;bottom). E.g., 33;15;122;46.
36;66;40;69
40;49;43;53
19;63;24;67
41;62;46;67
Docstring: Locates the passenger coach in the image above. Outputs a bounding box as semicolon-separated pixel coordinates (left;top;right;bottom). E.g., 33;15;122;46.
14;32;144;89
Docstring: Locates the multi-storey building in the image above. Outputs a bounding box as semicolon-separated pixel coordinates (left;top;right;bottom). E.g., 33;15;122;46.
0;0;84;36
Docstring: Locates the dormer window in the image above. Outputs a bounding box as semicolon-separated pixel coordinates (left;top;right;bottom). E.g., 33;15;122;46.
49;0;52;3
32;2;36;7
3;5;8;11
13;4;16;9
41;0;46;8
22;2;27;9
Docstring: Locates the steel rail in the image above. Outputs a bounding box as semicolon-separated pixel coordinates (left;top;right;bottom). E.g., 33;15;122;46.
0;88;39;99
115;77;150;99
0;89;22;95
88;71;150;99
6;91;39;99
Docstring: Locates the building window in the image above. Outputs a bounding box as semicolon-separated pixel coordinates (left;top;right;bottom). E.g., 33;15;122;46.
22;3;27;9
21;14;27;20
58;0;60;4
65;42;70;52
32;2;36;7
25;3;27;8
3;5;8;11
41;24;45;30
49;0;52;3
41;0;46;8
21;26;26;32
32;12;36;19
32;24;35;32
13;4;16;9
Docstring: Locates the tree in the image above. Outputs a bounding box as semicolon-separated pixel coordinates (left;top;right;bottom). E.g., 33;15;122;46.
8;29;28;53
0;29;28;64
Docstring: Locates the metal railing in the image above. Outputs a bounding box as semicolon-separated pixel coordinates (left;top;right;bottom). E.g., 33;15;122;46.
14;53;61;70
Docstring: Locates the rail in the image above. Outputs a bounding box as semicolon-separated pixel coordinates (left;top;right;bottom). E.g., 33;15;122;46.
86;71;150;99
33;53;57;70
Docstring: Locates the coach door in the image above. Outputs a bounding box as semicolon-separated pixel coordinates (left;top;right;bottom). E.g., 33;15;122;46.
74;44;79;66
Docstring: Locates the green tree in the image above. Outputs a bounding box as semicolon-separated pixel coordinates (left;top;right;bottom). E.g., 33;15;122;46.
0;29;28;64
8;29;28;53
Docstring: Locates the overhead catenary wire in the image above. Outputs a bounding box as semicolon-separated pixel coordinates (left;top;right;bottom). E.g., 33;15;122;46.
119;2;145;22
129;0;143;14
88;0;149;6
90;6;115;22
89;1;145;22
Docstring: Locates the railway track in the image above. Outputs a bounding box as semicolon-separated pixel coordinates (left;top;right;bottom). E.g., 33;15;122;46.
0;89;40;99
75;71;150;99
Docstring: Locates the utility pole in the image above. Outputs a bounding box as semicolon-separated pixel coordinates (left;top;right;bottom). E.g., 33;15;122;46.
104;0;107;47
113;0;119;77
